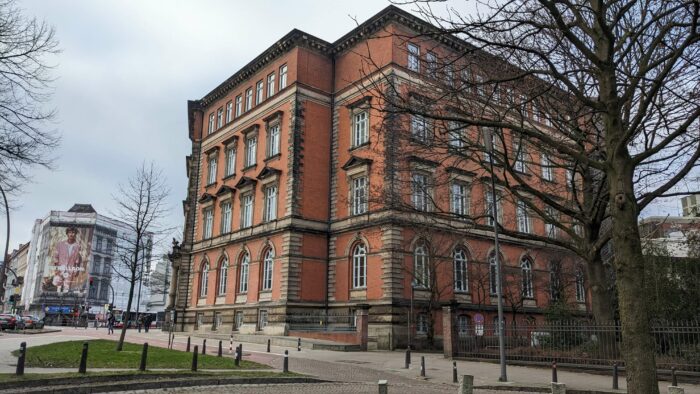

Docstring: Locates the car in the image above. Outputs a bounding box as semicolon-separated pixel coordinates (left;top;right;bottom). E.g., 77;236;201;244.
0;314;25;330
21;316;44;329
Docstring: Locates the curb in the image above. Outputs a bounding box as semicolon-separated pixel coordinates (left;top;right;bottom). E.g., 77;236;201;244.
475;384;625;394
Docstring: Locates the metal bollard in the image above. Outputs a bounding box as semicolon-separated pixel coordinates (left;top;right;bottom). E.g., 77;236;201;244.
297;337;301;351
202;339;206;355
552;361;558;383
239;343;243;359
267;338;271;353
16;342;26;376
79;342;89;373
139;342;148;371
229;335;233;354
191;345;198;371
218;340;222;357
453;361;458;383
283;349;289;373
459;375;474;394
186;336;191;352
234;345;240;367
612;362;618;389
420;356;425;377
404;348;411;369
672;367;678;386
378;379;388;394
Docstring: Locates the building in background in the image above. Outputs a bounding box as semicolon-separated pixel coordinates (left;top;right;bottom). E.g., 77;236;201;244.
2;242;30;313
147;254;171;325
681;195;700;217
21;204;153;325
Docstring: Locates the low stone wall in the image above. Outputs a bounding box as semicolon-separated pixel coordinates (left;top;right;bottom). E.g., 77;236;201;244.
288;330;359;344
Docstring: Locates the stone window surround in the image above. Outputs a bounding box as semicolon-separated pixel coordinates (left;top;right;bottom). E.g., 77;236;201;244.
346;96;372;149
264;111;283;159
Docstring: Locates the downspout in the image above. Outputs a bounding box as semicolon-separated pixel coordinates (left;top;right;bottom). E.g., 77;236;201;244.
325;54;336;317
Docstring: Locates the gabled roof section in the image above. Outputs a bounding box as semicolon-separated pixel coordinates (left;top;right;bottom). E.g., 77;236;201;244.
257;167;282;180
341;156;373;171
215;185;236;196
235;176;257;189
198;193;216;203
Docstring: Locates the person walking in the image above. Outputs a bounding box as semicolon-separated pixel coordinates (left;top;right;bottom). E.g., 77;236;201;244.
107;312;115;335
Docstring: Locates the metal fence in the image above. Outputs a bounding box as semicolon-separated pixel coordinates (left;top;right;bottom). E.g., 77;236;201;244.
286;314;357;332
455;320;700;372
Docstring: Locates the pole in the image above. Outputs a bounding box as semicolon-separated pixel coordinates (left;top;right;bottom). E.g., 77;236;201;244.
409;281;414;350
0;183;10;304
487;138;507;382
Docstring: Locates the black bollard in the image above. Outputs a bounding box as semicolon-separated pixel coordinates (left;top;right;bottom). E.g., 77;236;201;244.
453;361;458;383
283;349;289;373
79;342;89;374
234;345;240;367
186;336;191;352
16;342;26;376
218;340;222;357
139;343;148;371
229;335;233;354
420;356;426;377
237;344;242;365
267;338;271;353
612;363;619;389
297;337;301;351
202;339;206;355
405;348;411;369
191;345;198;371
672;367;678;386
551;361;558;383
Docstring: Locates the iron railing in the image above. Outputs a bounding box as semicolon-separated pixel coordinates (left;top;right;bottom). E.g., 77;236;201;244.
286;314;357;332
455;320;700;372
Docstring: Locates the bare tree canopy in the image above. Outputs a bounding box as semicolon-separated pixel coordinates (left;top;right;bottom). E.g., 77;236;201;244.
0;0;59;190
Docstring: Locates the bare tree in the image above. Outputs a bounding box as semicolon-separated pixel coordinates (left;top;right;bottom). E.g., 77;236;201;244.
348;2;700;390
0;0;59;303
112;163;169;351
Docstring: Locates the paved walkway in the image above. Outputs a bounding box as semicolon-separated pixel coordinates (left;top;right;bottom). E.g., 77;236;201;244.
0;327;697;393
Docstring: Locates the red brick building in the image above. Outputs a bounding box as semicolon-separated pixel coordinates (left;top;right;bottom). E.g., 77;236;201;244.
169;6;588;349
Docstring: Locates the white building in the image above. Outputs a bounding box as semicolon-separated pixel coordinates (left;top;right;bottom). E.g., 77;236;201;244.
21;204;153;323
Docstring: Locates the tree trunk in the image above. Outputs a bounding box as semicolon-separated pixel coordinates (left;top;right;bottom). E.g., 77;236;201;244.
116;270;137;351
610;166;659;394
585;252;618;358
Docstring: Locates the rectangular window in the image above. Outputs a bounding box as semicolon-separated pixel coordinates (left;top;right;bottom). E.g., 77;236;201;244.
267;73;275;97
264;185;277;221
245;88;253;111
545;207;558;238
448;121;463;148
485;190;500;226
352;176;368;215
279;64;288;89
417;313;428;334
475;74;486;97
105;239;112;253
451;183;468;217
96;237;103;251
221;201;232;234
208;113;215;135
235;95;242;117
214;312;223;331
239;263;249;293
245;135;257;168
241;194;253;228
566;166;574;189
407;43;420;72
203;208;213;239
217;107;223;128
352;111;369;147
541;153;553;181
411;114;429;143
517;200;531;233
445;64;454;87
207;155;217;185
514;141;526;172
426;51;437;78
258;310;268;330
226;101;233;123
234;311;244;330
225;147;236;177
256;80;264;105
412;173;429;211
267;124;280;157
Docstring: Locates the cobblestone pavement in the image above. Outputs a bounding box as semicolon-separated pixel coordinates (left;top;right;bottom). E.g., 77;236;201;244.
120;383;526;394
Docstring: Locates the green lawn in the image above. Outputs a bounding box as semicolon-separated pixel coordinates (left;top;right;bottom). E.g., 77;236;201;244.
0;370;299;383
13;340;266;370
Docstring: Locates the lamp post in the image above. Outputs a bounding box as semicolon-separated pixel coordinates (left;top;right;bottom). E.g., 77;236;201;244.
408;279;416;349
484;128;508;382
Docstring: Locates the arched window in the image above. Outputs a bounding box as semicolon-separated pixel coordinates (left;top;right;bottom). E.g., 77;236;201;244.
488;252;498;295
217;258;229;295
262;249;274;291
352;243;367;289
239;253;250;293
458;315;470;337
520;256;534;298
575;268;585;302
454;249;468;292
414;243;429;288
199;261;209;297
549;261;561;301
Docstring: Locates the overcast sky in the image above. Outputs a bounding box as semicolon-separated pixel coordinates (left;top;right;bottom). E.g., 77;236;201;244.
3;0;687;256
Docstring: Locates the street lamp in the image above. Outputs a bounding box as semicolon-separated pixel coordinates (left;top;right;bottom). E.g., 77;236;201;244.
484;127;508;382
408;279;416;350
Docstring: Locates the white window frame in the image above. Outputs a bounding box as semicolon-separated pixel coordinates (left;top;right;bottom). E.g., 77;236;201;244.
541;153;553;181
489;253;498;295
352;110;369;147
245;88;253;111
545;207;558;239
207;155;217;185
262;249;274;291
426;51;437;78
208;113;215;135
485;190;501;226
217;107;223;128
352;243;367;289
411;114;429;143
279;64;288;89
416;313;428;334
258;310;268;329
351;176;368;215
220;201;232;234
245;135;257;168
225;147;236;177
203;208;213;239
517;200;531;233
451;182;468;218
241;194;254;228
448;121;464;148
235;95;243;117
200;262;209;297
514;141;526;172
263;185;278;222
521;257;534;298
239;253;250;293
407;43;420;72
414;244;429;288
256;80;264;105
458;315;469;336
267;72;276;97
412;173;430;212
267;123;280;157
575;269;585;302
218;258;229;295
226;101;233;123
454;249;468;292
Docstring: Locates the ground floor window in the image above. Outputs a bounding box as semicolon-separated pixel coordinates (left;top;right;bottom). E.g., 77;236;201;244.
458;315;470;337
234;311;244;330
196;313;203;330
417;313;428;334
258;310;268;330
214;312;223;330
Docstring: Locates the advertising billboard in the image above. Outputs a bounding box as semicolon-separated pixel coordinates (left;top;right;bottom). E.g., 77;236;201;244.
39;224;94;295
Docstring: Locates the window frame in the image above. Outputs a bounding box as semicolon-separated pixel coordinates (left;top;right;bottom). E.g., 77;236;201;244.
352;243;367;289
450;182;468;218
217;258;229;296
279;64;288;89
351;175;368;215
245;88;253;111
199;261;209;298
453;249;468;293
411;172;431;212
226;101;233;123
217;107;224;128
238;253;250;293
241;193;254;228
352;110;369;147
262;248;274;291
541;153;554;181
255;80;264;105
208;113;215;135
520;257;534;298
207;154;218;185
266;122;281;158
245;134;257;168
407;43;420;72
203;208;214;239
516;200;532;234
267;72;276;97
263;184;278;222
235;95;243;117
220;201;232;234
413;243;430;288
225;146;236;177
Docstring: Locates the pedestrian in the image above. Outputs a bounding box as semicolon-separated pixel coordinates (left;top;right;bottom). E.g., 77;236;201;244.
107;312;115;335
144;315;150;333
137;314;143;333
